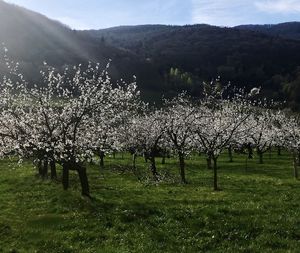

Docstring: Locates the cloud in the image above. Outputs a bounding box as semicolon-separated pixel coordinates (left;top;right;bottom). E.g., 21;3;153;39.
51;0;192;29
191;0;255;26
255;0;300;14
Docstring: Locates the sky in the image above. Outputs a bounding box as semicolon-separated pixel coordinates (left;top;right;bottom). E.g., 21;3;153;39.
4;0;300;29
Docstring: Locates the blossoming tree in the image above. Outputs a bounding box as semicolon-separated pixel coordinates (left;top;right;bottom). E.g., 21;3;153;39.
0;58;142;197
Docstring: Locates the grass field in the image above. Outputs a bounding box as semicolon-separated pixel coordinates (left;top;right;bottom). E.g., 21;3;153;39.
1;151;300;252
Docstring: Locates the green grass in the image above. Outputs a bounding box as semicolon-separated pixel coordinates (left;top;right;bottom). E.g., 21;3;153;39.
1;151;300;252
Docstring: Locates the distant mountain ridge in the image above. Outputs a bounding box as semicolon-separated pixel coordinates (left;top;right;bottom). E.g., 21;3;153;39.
0;0;156;86
82;23;300;92
1;0;300;107
236;22;300;41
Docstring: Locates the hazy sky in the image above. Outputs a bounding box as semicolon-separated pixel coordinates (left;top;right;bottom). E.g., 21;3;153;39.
4;0;300;29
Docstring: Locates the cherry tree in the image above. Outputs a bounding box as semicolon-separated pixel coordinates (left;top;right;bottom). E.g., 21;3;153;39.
0;56;142;197
193;102;250;190
280;113;300;178
163;94;197;184
89;78;143;169
192;81;257;190
124;110;166;180
244;108;280;164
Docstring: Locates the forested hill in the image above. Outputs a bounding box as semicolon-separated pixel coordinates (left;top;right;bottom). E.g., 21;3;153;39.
0;0;158;87
82;24;300;108
1;0;300;108
236;22;300;41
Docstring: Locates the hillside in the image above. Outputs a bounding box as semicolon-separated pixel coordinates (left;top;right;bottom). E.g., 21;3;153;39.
83;24;300;107
0;0;159;89
1;0;300;107
236;22;300;41
0;1;110;74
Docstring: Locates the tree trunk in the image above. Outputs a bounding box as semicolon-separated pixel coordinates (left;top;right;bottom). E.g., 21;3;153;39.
294;154;299;179
99;151;105;168
77;166;90;197
42;159;48;179
228;146;233;163
179;153;187;184
213;157;218;191
50;160;57;180
150;156;159;181
298;151;300;166
257;150;263;164
62;164;69;190
113;152;116;159
132;153;137;170
247;144;253;159
206;156;212;170
37;159;43;177
277;146;281;156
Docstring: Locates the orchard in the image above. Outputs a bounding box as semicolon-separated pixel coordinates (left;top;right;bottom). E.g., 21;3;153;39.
0;52;299;198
